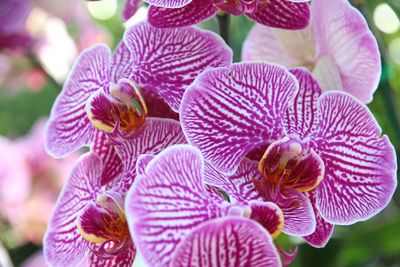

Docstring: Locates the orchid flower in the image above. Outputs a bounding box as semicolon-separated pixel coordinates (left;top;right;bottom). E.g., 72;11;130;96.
45;21;232;158
243;0;380;103
180;62;397;247
125;144;285;267
44;118;186;267
144;0;310;30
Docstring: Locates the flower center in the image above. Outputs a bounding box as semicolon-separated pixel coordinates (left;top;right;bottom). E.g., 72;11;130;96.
254;137;325;195
85;78;147;136
77;191;130;247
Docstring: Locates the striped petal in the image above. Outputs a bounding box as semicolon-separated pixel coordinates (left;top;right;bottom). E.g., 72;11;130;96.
312;0;380;103
44;153;103;267
246;0;310;30
284;68;321;139
110;41;134;84
145;0;192;8
135;154;154;176
125;145;226;267
204;158;263;204
273;188;316;236
46;45;111;158
91;131;123;187
170;217;282;267
111;118;186;192
88;241;135;267
123;22;231;112
181;62;298;175
310;92;397;224
148;0;218;28
303;191;334;248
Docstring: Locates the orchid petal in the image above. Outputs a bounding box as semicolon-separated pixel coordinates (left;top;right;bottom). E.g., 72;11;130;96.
310;92;397;224
112;118;186;192
145;0;192;8
285;68;322;139
275;188;316;236
171;217;282;267
242;24;315;66
181;62;298;174
91;131;123;186
303;191;334;248
123;22;231;111
88;242;136;267
125;145;226;266
148;0;219;28
204;159;263;204
44;153;103;267
246;0;310;30
110;41;134;84
312;0;380;103
46;45;111;158
135;154;155;176
122;0;143;21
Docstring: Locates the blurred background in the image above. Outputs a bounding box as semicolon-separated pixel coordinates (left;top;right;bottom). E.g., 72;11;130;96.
0;0;399;266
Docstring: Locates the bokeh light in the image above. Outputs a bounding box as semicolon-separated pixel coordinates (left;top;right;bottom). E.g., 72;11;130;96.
373;3;400;34
86;0;118;21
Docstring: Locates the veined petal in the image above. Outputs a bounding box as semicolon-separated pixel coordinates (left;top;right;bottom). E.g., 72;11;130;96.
123;22;232;111
44;153;103;267
91;131;123;186
204;158;263;204
249;201;284;239
170;217;282;267
303;191;334;248
242;24;315;66
110;41;134;84
310;92;397;225
122;0;143;21
88;241;136;267
246;0;310;30
181;62;298;175
111;118;186;192
145;0;192;8
125;145;226;267
312;0;380;103
285;68;322;139
136;154;155;176
46;45;111;158
274;188;316;236
148;0;219;28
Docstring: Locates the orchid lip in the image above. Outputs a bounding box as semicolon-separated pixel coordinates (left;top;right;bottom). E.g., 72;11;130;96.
85;79;148;136
76;191;129;246
257;137;325;193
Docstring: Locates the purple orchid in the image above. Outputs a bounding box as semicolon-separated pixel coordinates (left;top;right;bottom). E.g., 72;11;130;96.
125;144;285;266
145;0;310;30
243;0;380;103
45;21;232;158
44;118;186;266
0;0;33;51
180;62;397;247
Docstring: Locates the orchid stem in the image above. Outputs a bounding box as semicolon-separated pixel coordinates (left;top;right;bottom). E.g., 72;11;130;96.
217;12;231;46
27;51;62;92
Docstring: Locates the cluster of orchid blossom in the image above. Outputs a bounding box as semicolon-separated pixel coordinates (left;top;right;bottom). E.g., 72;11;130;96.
43;0;397;266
